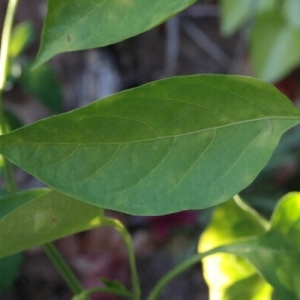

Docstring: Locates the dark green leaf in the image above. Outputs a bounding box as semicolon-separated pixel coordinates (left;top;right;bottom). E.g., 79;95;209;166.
283;0;300;27
0;253;23;292
0;75;299;215
251;11;300;82
0;189;103;258
199;197;272;300
34;0;196;67
100;278;129;293
20;63;63;112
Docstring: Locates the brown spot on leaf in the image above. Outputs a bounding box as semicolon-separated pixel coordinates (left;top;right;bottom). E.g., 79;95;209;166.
67;35;71;42
51;216;58;224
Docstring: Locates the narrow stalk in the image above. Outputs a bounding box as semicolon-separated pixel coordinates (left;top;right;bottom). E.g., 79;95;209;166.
103;217;141;300
146;246;227;300
43;243;84;295
0;0;19;194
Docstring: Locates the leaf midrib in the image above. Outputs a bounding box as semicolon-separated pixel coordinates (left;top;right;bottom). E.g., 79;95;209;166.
1;115;299;146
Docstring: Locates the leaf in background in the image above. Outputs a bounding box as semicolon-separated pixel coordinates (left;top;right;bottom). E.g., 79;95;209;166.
199;197;272;300
100;278;131;294
0;75;299;215
0;253;23;292
34;0;196;67
251;11;300;82
20;63;63;113
4;109;23;131
9;22;35;58
0;189;103;258
283;0;300;27
220;0;252;36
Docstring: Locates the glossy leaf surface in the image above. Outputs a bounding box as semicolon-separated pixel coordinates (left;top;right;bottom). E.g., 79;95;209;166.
0;189;103;258
0;75;300;215
34;0;195;67
199;197;272;300
251;11;300;82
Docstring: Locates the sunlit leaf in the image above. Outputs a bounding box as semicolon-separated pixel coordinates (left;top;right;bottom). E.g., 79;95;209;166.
201;193;300;299
199;197;272;300
0;75;299;215
251;11;300;82
34;0;196;67
0;189;103;258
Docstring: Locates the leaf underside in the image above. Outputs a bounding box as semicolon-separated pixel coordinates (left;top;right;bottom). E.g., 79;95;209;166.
0;75;299;215
34;0;196;67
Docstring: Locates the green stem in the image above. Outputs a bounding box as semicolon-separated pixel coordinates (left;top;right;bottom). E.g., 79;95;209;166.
146;246;227;300
0;0;19;194
103;217;141;300
43;243;85;296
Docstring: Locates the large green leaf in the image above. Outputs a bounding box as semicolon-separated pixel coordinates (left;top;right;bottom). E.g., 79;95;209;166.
0;75;299;215
251;11;300;82
0;189;103;258
34;0;195;67
220;193;300;299
199;197;272;300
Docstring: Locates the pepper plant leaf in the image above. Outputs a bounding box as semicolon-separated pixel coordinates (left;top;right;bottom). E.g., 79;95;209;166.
200;193;300;299
0;75;300;215
199;196;273;300
34;0;196;67
0;189;103;258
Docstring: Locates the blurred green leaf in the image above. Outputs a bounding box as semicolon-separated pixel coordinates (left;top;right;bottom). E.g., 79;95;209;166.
34;0;196;67
251;11;300;82
0;253;23;292
199;197;272;300
20;63;63;112
0;189;103;258
0;75;299;215
9;22;35;58
283;0;300;27
220;0;252;36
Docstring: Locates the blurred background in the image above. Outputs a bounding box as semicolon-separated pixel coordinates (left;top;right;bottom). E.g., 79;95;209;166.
1;0;300;299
